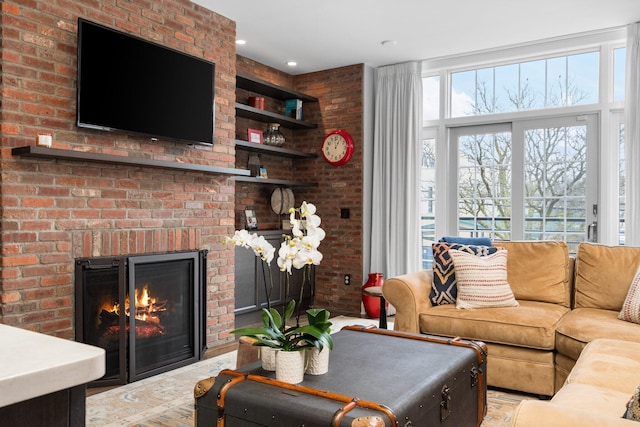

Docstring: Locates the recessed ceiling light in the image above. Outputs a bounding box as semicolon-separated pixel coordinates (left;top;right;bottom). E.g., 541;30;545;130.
236;39;246;45
381;40;398;47
286;61;297;67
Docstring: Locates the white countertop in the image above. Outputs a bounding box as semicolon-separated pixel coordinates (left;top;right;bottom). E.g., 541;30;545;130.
0;324;105;407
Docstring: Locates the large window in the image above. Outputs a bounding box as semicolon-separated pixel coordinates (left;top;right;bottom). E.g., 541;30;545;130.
420;31;626;266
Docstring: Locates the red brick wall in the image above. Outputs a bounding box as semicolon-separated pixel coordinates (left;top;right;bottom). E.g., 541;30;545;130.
0;0;238;346
236;56;365;317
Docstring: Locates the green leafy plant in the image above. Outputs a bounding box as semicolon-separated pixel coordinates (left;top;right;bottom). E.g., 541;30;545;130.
230;301;333;352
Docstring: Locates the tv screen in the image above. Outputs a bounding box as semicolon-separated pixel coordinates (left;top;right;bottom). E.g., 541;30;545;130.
77;19;215;145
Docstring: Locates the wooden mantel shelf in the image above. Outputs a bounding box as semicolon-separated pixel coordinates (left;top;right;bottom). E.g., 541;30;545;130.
11;146;251;177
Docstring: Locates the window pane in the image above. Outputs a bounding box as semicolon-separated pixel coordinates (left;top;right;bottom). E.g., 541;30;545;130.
458;132;512;240
422;75;440;120
546;56;567;106
524;124;587;247
451;70;476;117
520;60;546;110
614;47;626;103
494;63;519;113
567;52;599;105
421;137;436;268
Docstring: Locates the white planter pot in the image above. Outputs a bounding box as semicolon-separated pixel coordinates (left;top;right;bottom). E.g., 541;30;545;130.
275;350;306;384
260;346;277;371
305;347;330;375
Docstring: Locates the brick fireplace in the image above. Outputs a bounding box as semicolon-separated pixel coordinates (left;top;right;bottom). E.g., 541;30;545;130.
0;0;239;350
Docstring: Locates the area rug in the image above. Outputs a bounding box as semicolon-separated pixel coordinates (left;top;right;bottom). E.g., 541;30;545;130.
86;316;536;426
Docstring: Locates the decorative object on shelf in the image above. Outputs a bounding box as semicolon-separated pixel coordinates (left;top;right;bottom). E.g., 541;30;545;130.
244;209;258;230
321;129;354;166
226;201;333;383
263;123;285;147
247;153;261;177
247;128;263;144
285;99;303;120
259;167;268;179
270;187;295;217
35;134;53;148
248;96;265;110
362;272;386;318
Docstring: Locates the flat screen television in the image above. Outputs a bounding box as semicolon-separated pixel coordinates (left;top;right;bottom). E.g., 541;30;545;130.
77;19;215;146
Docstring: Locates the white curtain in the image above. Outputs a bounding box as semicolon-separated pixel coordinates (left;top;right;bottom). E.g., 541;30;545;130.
626;23;640;247
369;62;422;278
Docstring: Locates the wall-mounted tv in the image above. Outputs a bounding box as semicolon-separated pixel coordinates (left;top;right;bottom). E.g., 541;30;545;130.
77;19;215;146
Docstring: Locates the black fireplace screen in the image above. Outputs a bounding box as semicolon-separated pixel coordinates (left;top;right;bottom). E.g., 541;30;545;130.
75;250;206;386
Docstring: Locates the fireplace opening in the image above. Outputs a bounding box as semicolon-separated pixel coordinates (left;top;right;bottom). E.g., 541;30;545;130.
75;250;207;386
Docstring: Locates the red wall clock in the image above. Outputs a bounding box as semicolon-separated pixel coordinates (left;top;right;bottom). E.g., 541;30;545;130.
321;129;354;166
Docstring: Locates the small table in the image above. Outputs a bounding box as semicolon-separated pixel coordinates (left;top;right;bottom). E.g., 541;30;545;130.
362;286;387;329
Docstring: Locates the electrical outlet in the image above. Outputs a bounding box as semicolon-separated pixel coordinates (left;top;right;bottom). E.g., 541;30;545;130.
344;274;351;286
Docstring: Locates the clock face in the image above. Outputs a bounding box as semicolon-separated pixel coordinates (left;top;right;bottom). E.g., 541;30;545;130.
321;130;354;166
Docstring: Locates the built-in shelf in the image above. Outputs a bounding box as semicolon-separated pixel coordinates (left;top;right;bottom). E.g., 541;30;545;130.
236;73;318;103
234;140;317;159
235;103;317;130
235;176;317;188
11;146;251;177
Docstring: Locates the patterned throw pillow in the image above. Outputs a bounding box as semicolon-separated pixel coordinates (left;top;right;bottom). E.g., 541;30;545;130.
430;242;498;305
448;249;519;309
623;384;640;421
619;266;640;324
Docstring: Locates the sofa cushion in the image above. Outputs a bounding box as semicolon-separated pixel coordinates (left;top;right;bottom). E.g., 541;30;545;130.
619;266;640;324
449;249;518;309
493;240;570;307
550;383;634;420
555;308;640;361
430;242;498;305
574;243;640;311
419;300;569;350
565;339;640;395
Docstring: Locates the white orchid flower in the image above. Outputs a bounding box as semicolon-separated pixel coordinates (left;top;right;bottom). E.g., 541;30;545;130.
249;235;275;264
300;201;316;218
277;240;297;274
293;248;323;269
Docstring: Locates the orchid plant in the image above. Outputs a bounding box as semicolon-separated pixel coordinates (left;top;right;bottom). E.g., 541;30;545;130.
225;201;332;353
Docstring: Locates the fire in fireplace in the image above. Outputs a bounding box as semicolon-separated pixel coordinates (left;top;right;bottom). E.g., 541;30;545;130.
75;250;207;386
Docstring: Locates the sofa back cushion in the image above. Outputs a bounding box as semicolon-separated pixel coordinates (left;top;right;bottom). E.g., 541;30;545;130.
574;242;640;310
493;241;570;307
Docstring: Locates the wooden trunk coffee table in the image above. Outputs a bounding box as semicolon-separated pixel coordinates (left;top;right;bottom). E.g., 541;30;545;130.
195;326;487;426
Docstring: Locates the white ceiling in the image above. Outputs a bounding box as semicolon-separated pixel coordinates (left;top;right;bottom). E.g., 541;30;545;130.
192;0;640;75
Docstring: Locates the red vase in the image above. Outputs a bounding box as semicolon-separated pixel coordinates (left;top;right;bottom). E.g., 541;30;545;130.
362;273;386;318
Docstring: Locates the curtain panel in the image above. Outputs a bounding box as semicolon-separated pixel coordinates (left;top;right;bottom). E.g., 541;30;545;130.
626;23;640;247
369;62;423;278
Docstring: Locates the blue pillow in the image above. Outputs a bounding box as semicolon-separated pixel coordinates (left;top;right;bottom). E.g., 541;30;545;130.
439;236;493;247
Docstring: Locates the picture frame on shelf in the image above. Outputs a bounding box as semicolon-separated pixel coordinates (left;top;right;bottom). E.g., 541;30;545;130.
245;209;258;230
248;128;263;144
259;167;268;179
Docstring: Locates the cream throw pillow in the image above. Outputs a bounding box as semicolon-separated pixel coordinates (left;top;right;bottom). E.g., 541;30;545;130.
448;249;519;309
619;266;640;324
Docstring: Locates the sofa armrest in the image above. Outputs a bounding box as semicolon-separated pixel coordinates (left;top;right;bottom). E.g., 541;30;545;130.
382;270;433;333
511;400;635;427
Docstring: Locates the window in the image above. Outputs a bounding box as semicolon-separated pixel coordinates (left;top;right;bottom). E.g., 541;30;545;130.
421;31;627;258
450;51;600;117
420;135;436;268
